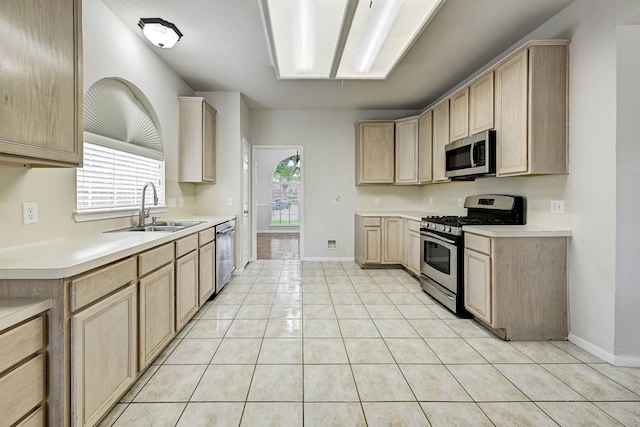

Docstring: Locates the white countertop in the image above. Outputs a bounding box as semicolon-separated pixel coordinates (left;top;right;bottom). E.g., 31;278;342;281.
355;211;438;222
0;215;235;280
0;298;52;331
463;224;572;237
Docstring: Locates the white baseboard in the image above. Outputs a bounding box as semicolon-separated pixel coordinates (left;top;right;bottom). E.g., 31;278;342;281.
569;334;640;366
301;256;355;262
568;333;615;365
613;354;640;367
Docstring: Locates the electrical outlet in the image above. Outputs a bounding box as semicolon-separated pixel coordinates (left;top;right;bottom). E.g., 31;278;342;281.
457;198;463;207
551;200;565;214
374;197;380;205
429;197;434;205
227;197;233;206
327;240;337;249
168;198;176;208
179;198;184;208
333;195;340;204
22;202;38;224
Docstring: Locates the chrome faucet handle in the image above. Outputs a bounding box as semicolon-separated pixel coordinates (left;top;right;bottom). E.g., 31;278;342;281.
145;207;151;218
151;216;160;225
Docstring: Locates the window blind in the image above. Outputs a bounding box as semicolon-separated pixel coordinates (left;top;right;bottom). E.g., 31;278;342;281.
77;142;165;212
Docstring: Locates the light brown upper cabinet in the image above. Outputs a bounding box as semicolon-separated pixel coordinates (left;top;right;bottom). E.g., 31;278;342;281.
356;121;395;185
418;110;433;184
432;100;451;183
495;42;569;176
469;72;495;135
449;88;469;142
394;117;419;185
0;0;83;167
179;97;217;183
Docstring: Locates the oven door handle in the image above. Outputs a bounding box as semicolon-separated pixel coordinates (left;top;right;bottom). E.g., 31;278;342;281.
421;232;456;246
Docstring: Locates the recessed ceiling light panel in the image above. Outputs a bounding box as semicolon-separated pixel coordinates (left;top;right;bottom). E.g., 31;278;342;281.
336;0;444;79
265;0;349;79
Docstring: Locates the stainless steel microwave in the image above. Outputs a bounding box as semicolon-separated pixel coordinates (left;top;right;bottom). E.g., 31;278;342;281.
445;130;496;179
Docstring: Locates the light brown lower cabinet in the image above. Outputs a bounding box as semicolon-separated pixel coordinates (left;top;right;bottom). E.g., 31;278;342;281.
0;223;227;426
139;263;175;370
176;249;199;331
199;240;216;305
0;313;46;427
355;215;421;277
71;284;137;427
354;216;382;266
464;232;568;340
383;218;403;264
16;406;45;427
407;225;421;277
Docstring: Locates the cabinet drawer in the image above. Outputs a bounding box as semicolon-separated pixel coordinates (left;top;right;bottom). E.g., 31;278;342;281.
139;243;174;276
176;234;199;258
71;257;137;312
16;406;44;427
363;217;381;227
0;316;44;374
465;233;491;255
198;228;215;246
0;354;44;427
408;220;420;233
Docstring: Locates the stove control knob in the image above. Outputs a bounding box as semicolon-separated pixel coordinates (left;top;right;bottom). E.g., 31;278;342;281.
444;226;451;233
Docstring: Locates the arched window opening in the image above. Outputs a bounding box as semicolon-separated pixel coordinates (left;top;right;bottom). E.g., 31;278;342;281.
271;152;300;226
76;78;165;216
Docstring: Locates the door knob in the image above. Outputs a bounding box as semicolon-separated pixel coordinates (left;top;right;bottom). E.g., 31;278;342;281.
243;210;249;214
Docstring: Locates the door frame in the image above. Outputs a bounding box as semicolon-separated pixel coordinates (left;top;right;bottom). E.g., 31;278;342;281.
251;145;304;261
242;138;252;268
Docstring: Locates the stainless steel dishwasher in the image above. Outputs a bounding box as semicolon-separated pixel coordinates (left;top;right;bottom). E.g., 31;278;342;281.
215;220;235;293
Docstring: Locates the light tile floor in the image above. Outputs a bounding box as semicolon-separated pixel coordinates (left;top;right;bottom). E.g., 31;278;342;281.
99;261;640;426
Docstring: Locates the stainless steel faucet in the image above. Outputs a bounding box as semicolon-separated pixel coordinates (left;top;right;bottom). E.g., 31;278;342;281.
139;182;158;226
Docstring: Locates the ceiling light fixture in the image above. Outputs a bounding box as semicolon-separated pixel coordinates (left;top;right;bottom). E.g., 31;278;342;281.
138;18;183;49
336;0;443;79
262;0;349;79
352;0;404;74
261;0;444;80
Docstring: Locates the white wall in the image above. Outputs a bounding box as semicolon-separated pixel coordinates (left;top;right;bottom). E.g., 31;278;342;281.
250;110;418;260
615;25;640;361
0;0;196;249
518;0;640;364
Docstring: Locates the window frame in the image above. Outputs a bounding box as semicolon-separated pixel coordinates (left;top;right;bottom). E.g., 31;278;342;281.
74;132;166;223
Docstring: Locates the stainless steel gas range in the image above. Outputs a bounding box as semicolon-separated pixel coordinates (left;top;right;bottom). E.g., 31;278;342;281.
419;194;525;315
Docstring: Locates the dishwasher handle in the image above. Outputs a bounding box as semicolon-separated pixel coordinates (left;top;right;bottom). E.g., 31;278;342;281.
216;222;235;235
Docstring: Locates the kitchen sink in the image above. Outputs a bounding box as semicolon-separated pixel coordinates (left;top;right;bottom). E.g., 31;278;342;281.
107;220;205;233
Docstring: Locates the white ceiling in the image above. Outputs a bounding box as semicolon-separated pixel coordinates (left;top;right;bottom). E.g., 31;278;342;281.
101;0;574;110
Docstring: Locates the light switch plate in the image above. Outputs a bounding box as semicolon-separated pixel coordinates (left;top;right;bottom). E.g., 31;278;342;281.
227;197;233;206
551;200;565;214
374;197;380;205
